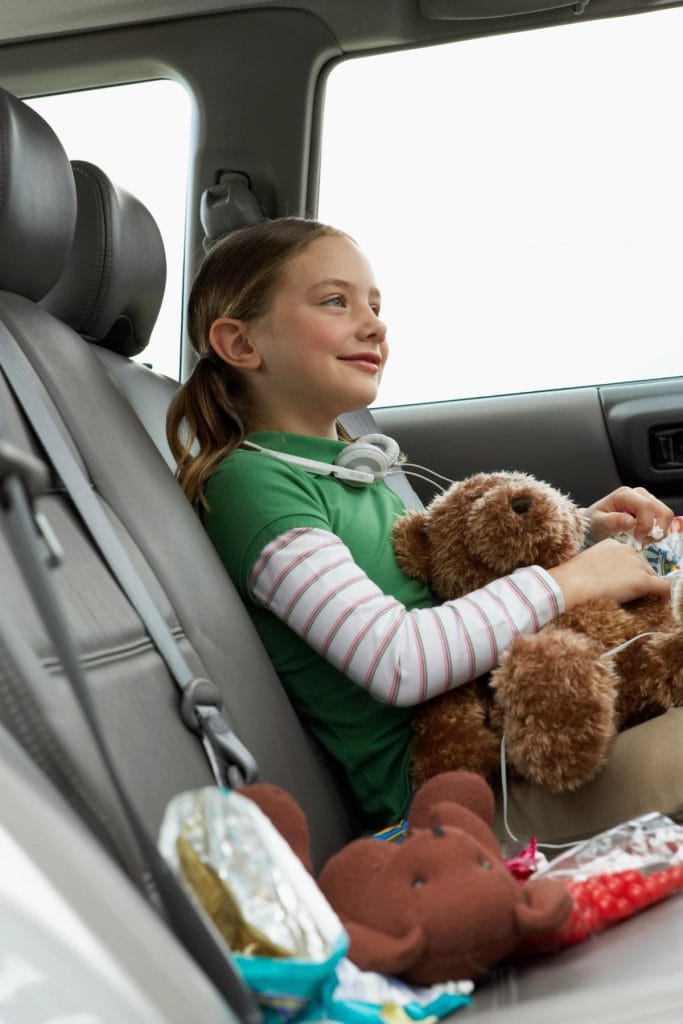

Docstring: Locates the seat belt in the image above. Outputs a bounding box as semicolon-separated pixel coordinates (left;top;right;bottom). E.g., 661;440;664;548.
0;435;262;1024
0;322;257;789
338;407;424;510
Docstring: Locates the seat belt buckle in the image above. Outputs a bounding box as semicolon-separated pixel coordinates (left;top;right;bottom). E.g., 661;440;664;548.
197;705;259;789
0;439;50;499
180;677;259;788
0;442;63;567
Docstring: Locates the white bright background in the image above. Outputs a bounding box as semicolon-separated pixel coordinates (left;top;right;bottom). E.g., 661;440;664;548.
26;7;683;402
318;7;683;406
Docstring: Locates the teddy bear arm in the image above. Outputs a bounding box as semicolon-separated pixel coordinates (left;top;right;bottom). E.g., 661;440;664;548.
344;920;426;976
513;879;573;936
555;597;667;650
238;783;313;873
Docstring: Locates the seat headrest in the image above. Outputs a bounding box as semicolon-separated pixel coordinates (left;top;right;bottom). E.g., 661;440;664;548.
0;89;77;301
41;161;167;357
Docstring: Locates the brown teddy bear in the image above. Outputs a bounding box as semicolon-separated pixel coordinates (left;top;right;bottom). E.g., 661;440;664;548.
392;471;683;794
241;772;572;984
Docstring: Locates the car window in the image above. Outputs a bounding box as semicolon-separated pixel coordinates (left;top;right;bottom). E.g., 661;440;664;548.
28;79;192;380
318;8;683;406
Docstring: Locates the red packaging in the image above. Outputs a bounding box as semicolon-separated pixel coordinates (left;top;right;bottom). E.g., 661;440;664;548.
522;813;683;952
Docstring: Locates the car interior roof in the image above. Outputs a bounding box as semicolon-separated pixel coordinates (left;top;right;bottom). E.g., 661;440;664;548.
2;0;683;49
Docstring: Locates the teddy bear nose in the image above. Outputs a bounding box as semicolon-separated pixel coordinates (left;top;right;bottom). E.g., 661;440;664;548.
510;496;532;514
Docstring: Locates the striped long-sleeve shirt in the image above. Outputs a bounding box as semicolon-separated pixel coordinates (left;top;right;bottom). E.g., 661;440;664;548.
203;431;565;820
249;526;563;707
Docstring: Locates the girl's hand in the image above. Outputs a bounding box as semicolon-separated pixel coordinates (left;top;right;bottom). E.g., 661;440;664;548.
548;538;672;611
585;487;674;546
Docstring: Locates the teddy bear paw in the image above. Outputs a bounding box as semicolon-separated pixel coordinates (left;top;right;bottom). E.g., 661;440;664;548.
491;629;619;793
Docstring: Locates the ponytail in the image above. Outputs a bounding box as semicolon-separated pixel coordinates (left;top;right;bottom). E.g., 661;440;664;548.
166;353;249;508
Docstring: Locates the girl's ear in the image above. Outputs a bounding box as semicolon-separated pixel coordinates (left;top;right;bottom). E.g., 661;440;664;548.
209;317;262;370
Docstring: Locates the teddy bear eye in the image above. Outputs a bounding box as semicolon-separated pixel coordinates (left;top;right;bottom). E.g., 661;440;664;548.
479;858;493;871
412;877;426;888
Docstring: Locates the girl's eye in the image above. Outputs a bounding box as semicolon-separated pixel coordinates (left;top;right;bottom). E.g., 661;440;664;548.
371;305;381;317
323;295;346;308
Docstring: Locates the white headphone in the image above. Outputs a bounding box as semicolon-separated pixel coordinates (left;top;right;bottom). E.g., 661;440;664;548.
241;433;401;487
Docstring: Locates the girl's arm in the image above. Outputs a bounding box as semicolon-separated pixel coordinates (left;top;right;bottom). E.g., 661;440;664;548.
249;526;562;707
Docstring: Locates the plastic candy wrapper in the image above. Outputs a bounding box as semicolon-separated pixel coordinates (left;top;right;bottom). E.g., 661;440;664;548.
614;515;683;578
158;788;474;1023
158;787;347;1022
522;812;683;953
504;836;548;881
328;958;472;1024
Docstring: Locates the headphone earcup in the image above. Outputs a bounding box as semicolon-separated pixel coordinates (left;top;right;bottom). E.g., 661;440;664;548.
334;434;400;482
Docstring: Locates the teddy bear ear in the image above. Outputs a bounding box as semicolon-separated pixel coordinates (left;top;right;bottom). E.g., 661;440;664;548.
345;921;426;977
237;783;313;874
513;878;573;936
318;838;394;920
392;510;432;582
410;771;496;829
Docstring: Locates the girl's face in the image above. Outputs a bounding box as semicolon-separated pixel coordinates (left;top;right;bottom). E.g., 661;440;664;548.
244;234;388;436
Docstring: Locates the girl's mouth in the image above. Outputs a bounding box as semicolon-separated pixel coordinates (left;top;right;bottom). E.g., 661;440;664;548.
338;353;381;374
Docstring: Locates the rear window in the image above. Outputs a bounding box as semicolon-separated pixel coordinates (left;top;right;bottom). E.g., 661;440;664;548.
318;9;683;406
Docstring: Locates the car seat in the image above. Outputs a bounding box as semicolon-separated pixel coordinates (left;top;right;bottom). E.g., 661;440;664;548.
0;88;360;884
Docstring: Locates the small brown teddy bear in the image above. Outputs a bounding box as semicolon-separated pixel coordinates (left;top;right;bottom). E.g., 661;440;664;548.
241;772;571;984
392;471;683;794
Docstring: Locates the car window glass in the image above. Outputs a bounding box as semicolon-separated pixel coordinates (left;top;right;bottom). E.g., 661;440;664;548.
318;9;683;406
28;80;191;380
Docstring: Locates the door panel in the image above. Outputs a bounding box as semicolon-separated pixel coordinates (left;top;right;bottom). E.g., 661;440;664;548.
601;378;683;504
375;378;683;514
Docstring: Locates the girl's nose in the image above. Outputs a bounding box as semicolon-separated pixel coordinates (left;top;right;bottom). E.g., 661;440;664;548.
361;308;386;340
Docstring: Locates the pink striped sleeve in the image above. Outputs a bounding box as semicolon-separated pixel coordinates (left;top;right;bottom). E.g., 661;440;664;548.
249;527;563;707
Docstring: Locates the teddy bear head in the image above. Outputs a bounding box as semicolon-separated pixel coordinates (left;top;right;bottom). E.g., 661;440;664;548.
316;771;572;984
393;471;587;599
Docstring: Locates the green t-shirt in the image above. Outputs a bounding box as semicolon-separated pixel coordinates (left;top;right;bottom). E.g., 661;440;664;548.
203;431;434;822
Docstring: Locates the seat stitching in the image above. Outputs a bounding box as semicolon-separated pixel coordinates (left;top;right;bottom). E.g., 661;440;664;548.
84;164;114;326
72;164;106;333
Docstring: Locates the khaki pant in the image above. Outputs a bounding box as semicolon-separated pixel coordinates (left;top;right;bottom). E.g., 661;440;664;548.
493;707;683;847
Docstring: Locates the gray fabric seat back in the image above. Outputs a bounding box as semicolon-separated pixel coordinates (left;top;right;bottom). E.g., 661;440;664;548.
0;91;359;876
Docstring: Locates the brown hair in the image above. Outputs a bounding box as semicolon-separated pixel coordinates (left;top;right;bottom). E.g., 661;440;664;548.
167;217;346;506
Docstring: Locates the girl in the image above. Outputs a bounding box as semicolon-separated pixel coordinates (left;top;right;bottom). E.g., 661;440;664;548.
167;217;672;824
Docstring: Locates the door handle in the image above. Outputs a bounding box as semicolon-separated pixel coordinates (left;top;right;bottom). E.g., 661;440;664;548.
650;426;683;469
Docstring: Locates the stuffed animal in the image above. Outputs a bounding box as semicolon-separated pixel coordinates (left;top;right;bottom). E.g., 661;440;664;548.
241;772;571;984
392;471;683;793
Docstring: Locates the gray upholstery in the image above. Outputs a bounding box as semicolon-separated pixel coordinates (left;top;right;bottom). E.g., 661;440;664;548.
41;160;166;356
0;87;358;875
0;90;76;300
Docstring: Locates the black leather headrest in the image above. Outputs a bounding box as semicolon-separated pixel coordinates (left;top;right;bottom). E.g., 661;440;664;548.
0;89;77;301
41;161;167;357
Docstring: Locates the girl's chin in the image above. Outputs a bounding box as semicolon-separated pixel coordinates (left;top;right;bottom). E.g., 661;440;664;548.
353;382;381;406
